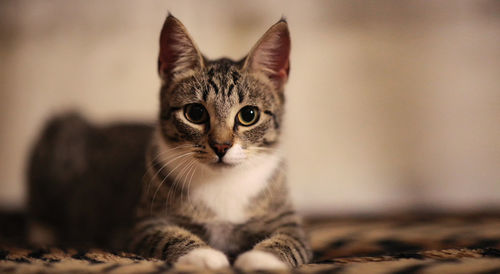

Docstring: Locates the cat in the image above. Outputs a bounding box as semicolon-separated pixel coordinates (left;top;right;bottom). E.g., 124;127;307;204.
28;14;311;271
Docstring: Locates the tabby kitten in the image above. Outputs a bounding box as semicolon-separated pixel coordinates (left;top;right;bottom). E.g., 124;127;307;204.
130;15;311;270
28;14;311;271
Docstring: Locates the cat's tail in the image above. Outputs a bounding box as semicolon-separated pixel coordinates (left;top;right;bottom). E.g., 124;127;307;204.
27;112;92;245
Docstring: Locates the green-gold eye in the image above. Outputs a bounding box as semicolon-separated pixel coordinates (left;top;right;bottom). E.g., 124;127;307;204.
184;104;208;124
237;106;259;126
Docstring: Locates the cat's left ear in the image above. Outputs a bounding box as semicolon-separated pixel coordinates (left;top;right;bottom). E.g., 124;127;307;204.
158;14;204;84
244;19;291;91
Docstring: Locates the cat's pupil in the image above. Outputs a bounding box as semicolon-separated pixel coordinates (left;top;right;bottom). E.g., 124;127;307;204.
238;106;259;126
185;104;207;124
241;108;255;122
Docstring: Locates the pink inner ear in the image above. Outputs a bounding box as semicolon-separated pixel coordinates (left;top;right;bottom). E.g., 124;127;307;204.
251;23;290;86
158;16;201;80
277;62;289;81
159;20;182;76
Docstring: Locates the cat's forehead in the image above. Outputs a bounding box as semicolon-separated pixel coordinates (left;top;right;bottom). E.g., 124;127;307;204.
203;59;245;99
201;59;243;119
204;60;276;119
205;58;243;76
166;57;278;119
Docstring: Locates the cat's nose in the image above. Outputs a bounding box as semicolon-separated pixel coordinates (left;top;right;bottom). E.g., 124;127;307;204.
209;142;232;159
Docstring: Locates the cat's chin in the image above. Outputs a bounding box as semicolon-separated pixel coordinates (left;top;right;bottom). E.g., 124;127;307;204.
208;161;239;169
203;156;246;170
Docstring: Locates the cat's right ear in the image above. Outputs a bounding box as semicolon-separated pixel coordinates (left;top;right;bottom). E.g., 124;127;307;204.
243;19;291;91
158;14;204;83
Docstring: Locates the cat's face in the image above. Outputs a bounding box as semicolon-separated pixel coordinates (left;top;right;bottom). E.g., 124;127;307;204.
156;15;290;170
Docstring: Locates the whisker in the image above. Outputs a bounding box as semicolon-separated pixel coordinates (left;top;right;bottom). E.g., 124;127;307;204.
164;157;192;210
163;155;198;209
146;146;194;186
143;144;194;197
145;150;188;199
149;152;195;215
174;159;196;206
180;160;196;203
186;164;197;204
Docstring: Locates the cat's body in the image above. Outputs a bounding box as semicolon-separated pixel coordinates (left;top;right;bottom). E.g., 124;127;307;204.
28;14;311;270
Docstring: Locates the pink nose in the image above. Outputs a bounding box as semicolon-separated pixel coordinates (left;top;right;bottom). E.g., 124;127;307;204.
210;142;231;158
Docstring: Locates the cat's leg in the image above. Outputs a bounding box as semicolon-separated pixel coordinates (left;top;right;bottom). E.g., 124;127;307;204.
234;221;312;271
130;218;229;269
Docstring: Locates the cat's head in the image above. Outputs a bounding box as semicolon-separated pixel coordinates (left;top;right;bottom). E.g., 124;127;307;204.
156;14;290;170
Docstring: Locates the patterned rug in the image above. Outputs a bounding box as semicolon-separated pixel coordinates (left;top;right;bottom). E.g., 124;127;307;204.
1;212;500;273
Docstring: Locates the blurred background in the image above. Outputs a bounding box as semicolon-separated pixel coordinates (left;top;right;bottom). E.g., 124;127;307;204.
0;0;499;215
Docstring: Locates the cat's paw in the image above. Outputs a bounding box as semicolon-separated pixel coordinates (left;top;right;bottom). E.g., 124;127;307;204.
234;250;288;271
175;247;229;269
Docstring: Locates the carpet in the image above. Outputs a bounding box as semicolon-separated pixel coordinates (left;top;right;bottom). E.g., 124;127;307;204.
1;212;500;273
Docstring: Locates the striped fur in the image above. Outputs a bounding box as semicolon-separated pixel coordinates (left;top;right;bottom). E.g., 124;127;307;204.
26;14;310;270
131;15;311;269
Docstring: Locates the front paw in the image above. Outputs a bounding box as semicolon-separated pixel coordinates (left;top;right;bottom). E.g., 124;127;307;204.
234;250;288;271
175;247;229;269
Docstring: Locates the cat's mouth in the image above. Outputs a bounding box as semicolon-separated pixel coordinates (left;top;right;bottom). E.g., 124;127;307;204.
205;144;247;168
211;159;238;168
210;159;238;168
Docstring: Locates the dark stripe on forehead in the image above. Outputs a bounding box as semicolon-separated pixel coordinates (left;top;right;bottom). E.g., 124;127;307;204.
208;79;219;95
219;62;231;75
207;67;218;97
231;71;240;83
202;88;209;102
227;84;234;97
207;68;214;77
237;89;245;103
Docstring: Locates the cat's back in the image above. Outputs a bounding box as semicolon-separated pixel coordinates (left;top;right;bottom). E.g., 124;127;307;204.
28;112;153;249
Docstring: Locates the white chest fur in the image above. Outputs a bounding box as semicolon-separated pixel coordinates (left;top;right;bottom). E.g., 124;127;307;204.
190;153;280;224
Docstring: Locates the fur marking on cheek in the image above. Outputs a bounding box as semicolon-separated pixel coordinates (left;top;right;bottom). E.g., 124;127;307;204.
172;116;204;142
161;107;181;121
264;110;280;129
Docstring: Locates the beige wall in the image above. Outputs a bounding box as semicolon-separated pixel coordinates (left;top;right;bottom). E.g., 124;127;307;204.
1;0;499;214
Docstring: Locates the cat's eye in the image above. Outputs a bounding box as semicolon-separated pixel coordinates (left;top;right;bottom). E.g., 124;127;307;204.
237;106;259;126
184;104;208;124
